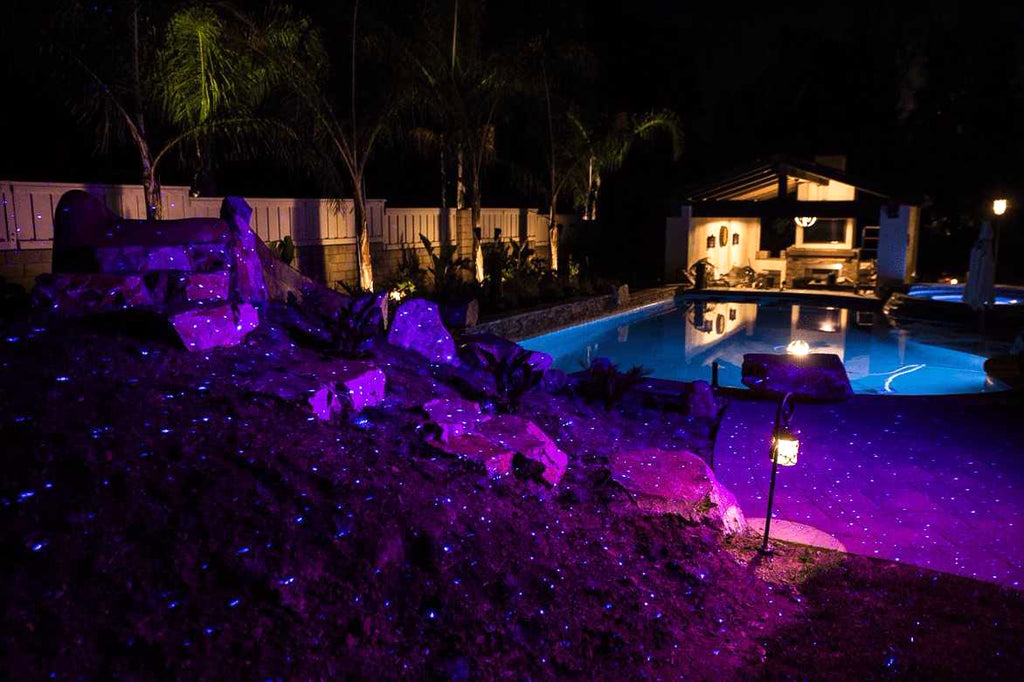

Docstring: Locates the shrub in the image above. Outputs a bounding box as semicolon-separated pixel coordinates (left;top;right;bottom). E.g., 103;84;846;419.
332;291;385;357
473;344;545;412
420;234;472;301
270;235;295;266
577;357;649;409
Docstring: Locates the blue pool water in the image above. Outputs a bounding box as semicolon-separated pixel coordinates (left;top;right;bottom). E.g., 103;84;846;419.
909;283;1024;306
521;299;1006;395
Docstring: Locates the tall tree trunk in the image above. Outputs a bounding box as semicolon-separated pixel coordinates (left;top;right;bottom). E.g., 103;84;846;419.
471;166;483;282
353;178;374;291
131;0;161;220
591;171;602;222
456;148;466;210
142;159;162;220
585;156;595;221
548;195;560;274
542;58;558;272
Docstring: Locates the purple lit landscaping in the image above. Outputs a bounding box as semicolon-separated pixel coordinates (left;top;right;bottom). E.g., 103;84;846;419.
3;1;1024;678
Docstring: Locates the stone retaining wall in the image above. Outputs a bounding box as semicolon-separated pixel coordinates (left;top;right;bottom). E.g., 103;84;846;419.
470;285;680;341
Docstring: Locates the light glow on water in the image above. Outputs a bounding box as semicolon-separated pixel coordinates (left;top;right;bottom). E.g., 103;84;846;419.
521;299;1006;395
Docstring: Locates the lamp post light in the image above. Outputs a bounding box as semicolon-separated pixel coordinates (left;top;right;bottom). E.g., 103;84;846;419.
760;391;799;554
992;199;1009;285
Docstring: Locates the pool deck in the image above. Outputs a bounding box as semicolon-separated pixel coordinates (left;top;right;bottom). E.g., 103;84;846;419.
713;390;1024;589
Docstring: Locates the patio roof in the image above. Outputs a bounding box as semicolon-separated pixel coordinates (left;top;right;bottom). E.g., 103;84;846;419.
683;155;898;203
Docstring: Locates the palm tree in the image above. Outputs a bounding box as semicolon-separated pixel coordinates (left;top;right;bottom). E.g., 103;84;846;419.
56;1;288;219
406;0;509;281
518;31;595;272
254;2;412;292
570;110;683;222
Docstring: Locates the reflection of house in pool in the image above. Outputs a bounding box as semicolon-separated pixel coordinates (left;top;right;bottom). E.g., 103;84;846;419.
683;301;759;366
665;155;921;289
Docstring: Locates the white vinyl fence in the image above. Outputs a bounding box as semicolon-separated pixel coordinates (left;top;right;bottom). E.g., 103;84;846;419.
0;180;557;253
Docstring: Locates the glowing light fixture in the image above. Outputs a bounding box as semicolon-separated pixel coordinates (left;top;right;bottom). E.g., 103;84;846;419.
794;216;817;228
772;428;800;466
950;278;959;285
761;392;798;554
786;339;810;356
993;199;1008;216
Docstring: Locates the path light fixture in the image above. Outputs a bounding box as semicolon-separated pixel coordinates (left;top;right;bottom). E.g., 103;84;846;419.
761;392;798;553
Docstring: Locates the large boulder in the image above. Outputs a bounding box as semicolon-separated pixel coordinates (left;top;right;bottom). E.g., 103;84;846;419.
423;400;568;485
220;196;268;304
170;303;260;352
741;352;853;401
48;191;269;352
387;298;457;365
610;448;746;534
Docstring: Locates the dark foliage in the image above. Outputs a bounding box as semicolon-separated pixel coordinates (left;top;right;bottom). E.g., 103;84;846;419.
332;293;385;357
471;344;545;412
577;357;649;409
420;234;473;302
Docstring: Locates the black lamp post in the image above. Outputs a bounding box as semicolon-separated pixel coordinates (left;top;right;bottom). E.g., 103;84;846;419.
760;391;799;554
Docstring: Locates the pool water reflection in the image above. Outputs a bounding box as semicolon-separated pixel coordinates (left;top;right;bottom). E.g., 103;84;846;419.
521;299;1006;395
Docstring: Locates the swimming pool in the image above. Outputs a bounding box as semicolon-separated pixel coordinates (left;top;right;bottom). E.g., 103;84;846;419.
521;298;1007;395
909;283;1024;306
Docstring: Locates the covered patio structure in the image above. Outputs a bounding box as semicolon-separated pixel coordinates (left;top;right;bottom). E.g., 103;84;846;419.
665;155;921;290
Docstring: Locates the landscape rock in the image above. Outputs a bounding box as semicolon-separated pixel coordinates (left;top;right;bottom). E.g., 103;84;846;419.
423;397;490;441
431;432;516;478
37;273;154;312
336;361;387;412
170;303;260;352
475;415;568;485
220;196;268;303
422;402;568;485
741;352;853;401
309;383;345;421
610;448;746;534
388;298;457;365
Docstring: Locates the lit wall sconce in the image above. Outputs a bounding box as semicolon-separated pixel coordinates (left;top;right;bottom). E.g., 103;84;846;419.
993;199;1008;216
707;235;716;249
732;233;740;245
794;216;817;227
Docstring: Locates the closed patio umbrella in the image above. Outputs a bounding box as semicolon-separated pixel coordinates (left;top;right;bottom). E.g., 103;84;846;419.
962;221;996;311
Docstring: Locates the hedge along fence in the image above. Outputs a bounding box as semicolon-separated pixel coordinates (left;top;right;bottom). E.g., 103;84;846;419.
0;180;574;289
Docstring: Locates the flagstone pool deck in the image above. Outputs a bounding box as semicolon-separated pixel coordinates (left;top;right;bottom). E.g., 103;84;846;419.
713;390;1024;588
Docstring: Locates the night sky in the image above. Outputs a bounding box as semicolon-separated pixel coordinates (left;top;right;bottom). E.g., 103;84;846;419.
2;0;1022;282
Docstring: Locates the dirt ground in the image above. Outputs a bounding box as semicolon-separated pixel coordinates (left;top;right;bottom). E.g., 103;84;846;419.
2;309;1022;680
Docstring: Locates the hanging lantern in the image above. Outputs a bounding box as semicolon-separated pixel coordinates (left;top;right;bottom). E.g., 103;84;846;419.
772;428;800;466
